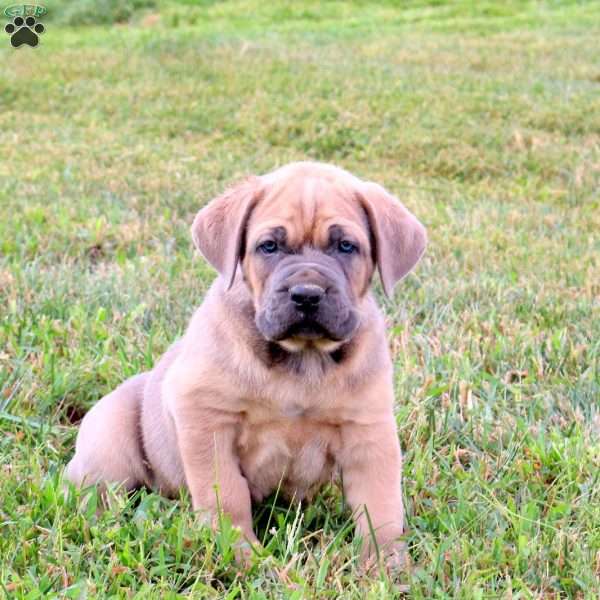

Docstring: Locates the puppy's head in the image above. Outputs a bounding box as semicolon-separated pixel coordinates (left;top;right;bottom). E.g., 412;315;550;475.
192;162;426;352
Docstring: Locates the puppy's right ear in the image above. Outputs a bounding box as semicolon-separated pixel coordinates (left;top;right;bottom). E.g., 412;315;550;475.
191;176;261;289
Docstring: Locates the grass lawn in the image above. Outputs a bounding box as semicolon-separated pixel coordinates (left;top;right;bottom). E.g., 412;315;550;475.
1;0;599;597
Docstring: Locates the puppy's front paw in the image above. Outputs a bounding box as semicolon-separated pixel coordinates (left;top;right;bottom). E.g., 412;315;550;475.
383;541;411;573
363;541;411;576
232;532;261;568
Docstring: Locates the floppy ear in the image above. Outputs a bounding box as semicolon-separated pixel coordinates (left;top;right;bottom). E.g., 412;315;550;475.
191;176;261;289
359;181;427;297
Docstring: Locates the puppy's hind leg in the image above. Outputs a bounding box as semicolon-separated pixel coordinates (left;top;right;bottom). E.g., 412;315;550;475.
65;373;151;493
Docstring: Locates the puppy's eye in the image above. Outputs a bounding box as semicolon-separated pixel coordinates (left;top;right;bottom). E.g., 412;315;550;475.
338;240;357;254
258;240;278;254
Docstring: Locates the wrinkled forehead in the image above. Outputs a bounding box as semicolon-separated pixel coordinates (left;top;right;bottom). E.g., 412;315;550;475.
248;175;369;246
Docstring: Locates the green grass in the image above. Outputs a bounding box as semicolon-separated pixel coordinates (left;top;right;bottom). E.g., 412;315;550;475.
1;0;599;597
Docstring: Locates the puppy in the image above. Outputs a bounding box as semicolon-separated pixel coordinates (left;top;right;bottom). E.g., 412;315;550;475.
66;161;427;569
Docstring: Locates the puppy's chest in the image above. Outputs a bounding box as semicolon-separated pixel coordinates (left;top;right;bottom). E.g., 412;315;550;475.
236;412;341;502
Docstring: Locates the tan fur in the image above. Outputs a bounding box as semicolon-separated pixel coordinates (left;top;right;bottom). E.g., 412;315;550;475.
66;161;427;570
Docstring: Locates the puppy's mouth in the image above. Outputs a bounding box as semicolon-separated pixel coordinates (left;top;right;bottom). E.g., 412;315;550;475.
284;319;332;341
276;319;352;354
255;309;359;353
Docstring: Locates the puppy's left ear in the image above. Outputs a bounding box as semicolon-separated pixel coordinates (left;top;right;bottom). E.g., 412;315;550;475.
359;181;427;297
191;176;262;289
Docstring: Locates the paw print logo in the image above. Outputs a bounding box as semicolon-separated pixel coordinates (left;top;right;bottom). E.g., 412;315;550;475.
5;14;44;47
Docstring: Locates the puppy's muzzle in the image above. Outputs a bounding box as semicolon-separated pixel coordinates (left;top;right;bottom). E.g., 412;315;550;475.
255;256;359;346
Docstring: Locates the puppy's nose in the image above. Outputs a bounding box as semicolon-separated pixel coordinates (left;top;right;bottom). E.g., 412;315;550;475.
290;284;324;312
